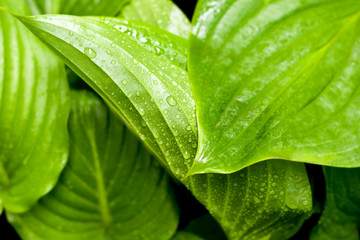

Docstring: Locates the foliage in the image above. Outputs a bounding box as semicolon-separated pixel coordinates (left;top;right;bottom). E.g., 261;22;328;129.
0;0;359;239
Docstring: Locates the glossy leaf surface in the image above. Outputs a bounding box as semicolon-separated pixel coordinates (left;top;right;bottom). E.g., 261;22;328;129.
119;0;191;39
310;167;360;240
0;0;70;213
189;0;360;174
8;90;179;240
25;0;129;15
17;14;196;179
16;13;313;239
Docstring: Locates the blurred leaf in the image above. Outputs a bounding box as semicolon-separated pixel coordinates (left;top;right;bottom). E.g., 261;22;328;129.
0;0;70;213
120;0;190;38
310;167;360;240
8;90;179;240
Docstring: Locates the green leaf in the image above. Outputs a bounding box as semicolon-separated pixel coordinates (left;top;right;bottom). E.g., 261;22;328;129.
8;90;179;240
15;13;313;239
91;17;189;70
25;0;130;15
310;167;360;240
16;14;197;179
192;160;312;240
188;0;360;175
119;0;191;39
0;0;70;213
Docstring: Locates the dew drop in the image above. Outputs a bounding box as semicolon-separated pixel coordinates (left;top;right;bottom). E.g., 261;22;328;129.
166;96;177;106
68;32;73;37
175;114;180;119
122;79;128;85
133;59;139;65
141;120;146;127
186;126;191;131
184;151;190;159
110;43;116;48
164;109;169;115
111;60;116;65
84;47;96;59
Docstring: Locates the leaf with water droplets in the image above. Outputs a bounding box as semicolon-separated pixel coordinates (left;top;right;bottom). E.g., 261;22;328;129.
15;14;196;180
7;90;179;240
119;0;191;39
310;167;360;240
189;0;360;175
15;11;313;240
0;0;70;213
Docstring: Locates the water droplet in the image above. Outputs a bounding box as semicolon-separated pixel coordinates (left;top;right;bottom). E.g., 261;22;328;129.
175;114;180;119
111;60;116;65
68;32;73;37
84;47;96;59
186;126;191;131
110;43;116;48
154;46;164;55
141;120;146;127
184;151;190;159
166;96;177;106
164;109;169;115
133;59;138;65
122;79;127;85
139;108;145;115
153;129;159;138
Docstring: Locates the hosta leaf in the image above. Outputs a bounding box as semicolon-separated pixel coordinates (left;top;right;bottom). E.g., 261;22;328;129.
0;0;70;213
7;90;179;240
16;13;313;239
192;160;312;240
119;0;191;39
189;0;360;175
16;14;196;179
25;0;129;15
310;167;360;240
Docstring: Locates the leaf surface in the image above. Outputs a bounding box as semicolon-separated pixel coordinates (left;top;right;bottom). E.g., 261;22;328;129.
16;13;313;239
25;0;129;15
119;0;191;39
310;167;360;240
189;0;360;174
8;90;179;240
16;14;196;179
0;0;70;213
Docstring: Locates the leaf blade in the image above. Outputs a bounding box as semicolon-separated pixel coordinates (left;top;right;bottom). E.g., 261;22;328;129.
189;0;360;175
8;90;179;240
0;0;70;213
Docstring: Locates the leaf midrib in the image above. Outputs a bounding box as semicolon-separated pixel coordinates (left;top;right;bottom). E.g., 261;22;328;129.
86;128;112;233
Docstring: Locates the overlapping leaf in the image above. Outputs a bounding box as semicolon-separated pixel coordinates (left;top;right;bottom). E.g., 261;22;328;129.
15;13;313;239
189;0;360;175
119;0;190;39
25;0;129;16
310;167;360;240
16;14;196;179
8;90;179;240
0;0;70;213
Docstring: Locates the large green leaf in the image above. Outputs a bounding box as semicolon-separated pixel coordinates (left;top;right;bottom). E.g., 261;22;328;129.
188;0;360;175
8;90;179;240
16;14;196;180
0;0;70;213
119;0;191;39
16;14;313;239
25;0;129;15
310;167;360;240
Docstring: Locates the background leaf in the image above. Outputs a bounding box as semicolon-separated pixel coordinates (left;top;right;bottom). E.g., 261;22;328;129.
16;12;313;240
0;0;70;213
25;0;129;16
188;0;360;175
310;167;360;240
8;90;179;240
119;0;191;39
